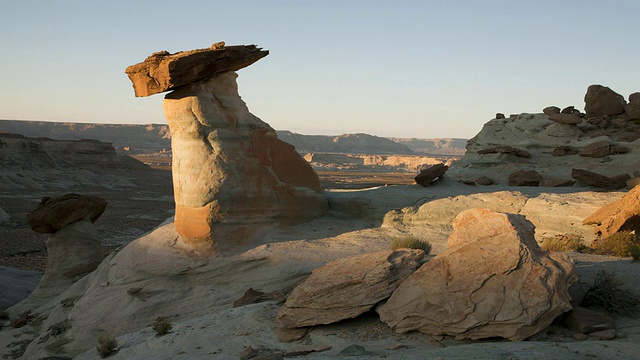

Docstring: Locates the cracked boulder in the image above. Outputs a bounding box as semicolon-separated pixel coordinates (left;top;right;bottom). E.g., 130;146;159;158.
377;208;577;341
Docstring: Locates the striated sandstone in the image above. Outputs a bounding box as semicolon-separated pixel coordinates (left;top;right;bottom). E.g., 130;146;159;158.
276;249;424;341
377;208;576;341
583;184;640;237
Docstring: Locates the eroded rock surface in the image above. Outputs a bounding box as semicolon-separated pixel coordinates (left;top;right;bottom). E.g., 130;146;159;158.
583;184;640;237
377;208;576;341
276;249;424;341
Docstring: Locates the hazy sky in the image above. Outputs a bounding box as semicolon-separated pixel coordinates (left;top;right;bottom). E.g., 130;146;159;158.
1;1;639;138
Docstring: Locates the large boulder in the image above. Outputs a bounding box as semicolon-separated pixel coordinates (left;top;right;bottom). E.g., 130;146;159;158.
163;72;328;250
377;208;576;341
583;184;640;237
26;193;107;233
571;168;630;190
508;169;542;186
414;163;448;186
125;42;268;97
276;249;424;341
584;85;626;118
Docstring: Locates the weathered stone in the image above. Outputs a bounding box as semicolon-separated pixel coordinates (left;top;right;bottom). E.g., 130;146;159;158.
571;169;629;190
163;72;328;250
543;106;561;115
233;288;284;308
414;163;448;187
496;113;505;119
550;146;578;156
627;176;640;189
590;329;616;340
561;106;575;114
475;176;494;186
548;113;582;125
477;146;531;158
563;306;615;334
583;184;640;237
584;85;626;118
377;209;576;341
26;194;107;233
539;178;575;187
125;43;269;97
276;249;424;341
579;141;613;158
508;170;542;186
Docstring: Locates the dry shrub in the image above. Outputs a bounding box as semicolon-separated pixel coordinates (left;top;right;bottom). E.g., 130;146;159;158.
541;234;587;252
581;269;640;314
152;317;172;336
390;236;432;254
631;245;640;262
96;333;118;358
593;231;640;257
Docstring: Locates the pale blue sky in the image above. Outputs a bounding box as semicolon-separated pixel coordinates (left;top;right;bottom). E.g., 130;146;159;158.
1;0;638;138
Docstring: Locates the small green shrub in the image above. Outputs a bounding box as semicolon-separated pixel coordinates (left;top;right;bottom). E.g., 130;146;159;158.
151;317;172;336
390;236;432;254
96;334;118;358
581;269;640;313
541;234;587;252
593;231;640;257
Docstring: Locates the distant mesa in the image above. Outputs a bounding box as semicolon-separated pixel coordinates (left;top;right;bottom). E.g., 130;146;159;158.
126;42;328;251
125;42;269;97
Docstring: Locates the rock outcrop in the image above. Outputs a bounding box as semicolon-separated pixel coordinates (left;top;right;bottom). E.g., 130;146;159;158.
125;42;268;97
414;163;448;186
126;43;328;250
26;194;107;233
571;169;629;190
276;249;424;341
377;208;576;341
448;85;640;188
583;184;640;237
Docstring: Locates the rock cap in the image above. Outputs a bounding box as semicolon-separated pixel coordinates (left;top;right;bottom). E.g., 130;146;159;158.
26;193;107;233
125;42;269;97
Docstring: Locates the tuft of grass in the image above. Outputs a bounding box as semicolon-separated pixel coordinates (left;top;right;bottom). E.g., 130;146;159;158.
151;317;172;336
541;234;587;252
580;269;640;314
593;231;640;257
390;236;432;254
96;333;118;358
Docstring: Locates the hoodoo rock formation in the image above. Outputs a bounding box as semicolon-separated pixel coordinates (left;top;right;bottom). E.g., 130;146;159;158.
126;43;328;250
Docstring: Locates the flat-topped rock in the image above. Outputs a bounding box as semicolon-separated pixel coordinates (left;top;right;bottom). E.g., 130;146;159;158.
125;42;269;97
26;193;107;233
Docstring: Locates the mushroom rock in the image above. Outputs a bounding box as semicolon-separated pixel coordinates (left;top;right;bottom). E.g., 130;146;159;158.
126;43;328;251
377;208;576;341
26;193;107;233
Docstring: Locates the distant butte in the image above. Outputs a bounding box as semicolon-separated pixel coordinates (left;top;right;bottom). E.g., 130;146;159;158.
125;41;269;97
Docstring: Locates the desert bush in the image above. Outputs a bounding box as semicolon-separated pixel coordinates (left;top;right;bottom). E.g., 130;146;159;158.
540;234;587;252
96;334;118;358
390;236;432;254
581;269;640;313
631;245;640;262
593;231;640;257
152;317;172;336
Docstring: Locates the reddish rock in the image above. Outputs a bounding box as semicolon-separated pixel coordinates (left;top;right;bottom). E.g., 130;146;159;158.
276;249;424;341
477;146;531;158
561;106;575;114
414;163;448;187
548;113;582;125
508;170;542;186
233;288;285;308
571;169;629;190
26;194;107;233
377;209;576;341
543;106;561;115
539;178;575;187
626;176;640;189
629;92;640;103
584;85;626;118
550;146;579;156
475;176;494;186
583;184;640;237
579;141;613;158
125;43;269;97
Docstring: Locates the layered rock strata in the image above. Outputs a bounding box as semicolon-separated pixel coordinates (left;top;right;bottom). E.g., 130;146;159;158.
127;43;328;250
377;208;576;341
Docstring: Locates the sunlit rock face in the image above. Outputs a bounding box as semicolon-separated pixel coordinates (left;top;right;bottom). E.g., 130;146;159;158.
163;71;328;250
